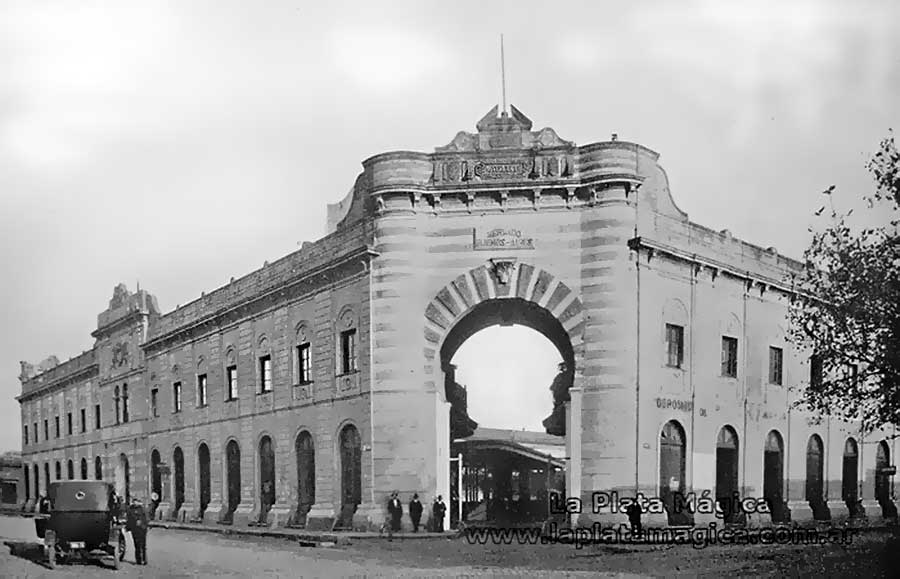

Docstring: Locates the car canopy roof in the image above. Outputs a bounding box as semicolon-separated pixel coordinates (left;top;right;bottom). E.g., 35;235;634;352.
48;481;113;511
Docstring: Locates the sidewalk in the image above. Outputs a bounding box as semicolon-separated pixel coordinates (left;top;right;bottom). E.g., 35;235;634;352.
147;520;458;547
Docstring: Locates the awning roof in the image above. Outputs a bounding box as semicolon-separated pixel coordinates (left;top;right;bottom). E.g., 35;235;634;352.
452;438;566;469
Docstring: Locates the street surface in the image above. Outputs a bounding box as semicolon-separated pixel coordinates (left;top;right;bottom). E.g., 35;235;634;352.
1;515;895;578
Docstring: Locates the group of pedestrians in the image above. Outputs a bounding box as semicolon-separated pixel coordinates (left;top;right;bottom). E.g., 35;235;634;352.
384;492;447;540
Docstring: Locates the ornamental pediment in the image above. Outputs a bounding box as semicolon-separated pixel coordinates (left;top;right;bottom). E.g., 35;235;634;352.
435;104;574;154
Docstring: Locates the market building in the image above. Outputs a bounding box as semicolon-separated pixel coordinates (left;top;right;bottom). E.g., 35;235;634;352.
17;104;899;530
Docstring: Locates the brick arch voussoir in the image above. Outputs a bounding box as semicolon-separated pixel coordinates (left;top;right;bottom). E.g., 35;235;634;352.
423;263;585;363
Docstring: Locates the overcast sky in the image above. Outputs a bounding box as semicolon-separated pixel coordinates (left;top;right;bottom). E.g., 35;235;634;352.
2;0;898;450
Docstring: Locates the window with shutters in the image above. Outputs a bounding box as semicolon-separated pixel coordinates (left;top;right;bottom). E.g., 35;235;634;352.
721;336;738;378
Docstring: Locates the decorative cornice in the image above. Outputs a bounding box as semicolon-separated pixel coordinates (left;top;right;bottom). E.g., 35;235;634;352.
142;245;379;352
628;236;797;296
17;363;99;403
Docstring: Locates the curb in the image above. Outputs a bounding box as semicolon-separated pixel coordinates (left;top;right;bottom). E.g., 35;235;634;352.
146;521;458;547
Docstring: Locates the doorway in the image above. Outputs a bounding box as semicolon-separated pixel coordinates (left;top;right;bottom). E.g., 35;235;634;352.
715;426;739;524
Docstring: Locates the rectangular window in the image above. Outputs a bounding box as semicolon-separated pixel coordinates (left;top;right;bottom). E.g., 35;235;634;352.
54;416;60;438
44;419;49;441
226;366;238;401
151;388;159;417
94;405;101;430
340;329;357;374
122;385;129;423
24;425;28;446
197;374;207;407
259;355;272;393
173;382;182;413
665;324;684;368
769;346;784;385
810;354;823;388
80;408;86;433
33;422;38;443
721;336;738;378
67;412;73;436
296;343;312;383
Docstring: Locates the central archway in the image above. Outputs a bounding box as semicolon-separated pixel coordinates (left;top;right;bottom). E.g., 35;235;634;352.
426;262;584;528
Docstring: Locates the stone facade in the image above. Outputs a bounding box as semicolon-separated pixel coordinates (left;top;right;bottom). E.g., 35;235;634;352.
17;105;900;530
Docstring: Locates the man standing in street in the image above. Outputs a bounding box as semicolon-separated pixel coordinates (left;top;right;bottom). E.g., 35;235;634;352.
408;493;423;532
386;491;402;541
126;496;149;565
432;495;447;532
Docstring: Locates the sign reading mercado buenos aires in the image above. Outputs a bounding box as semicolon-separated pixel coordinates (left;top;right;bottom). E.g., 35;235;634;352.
473;227;535;251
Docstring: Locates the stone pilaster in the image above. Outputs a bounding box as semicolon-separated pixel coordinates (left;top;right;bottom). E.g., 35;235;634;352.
577;185;639;526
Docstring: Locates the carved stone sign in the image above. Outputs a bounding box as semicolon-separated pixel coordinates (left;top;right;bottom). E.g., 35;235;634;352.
473;228;534;251
655;397;693;412
472;159;532;180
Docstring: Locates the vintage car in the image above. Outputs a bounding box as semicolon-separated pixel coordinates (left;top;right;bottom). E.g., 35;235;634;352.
34;480;126;569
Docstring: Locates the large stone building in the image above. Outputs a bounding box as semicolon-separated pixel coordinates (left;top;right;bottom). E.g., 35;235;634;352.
17;105;899;530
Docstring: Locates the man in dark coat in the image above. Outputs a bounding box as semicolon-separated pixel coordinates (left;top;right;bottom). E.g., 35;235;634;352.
626;501;643;537
126;497;149;565
408;494;423;532
386;491;402;540
432;495;447;532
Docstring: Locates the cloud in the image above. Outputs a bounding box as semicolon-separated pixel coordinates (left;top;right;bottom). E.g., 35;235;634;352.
329;26;457;93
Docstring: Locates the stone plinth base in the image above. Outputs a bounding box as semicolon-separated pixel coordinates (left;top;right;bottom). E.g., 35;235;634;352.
252;504;292;527
194;502;219;523
352;502;380;531
826;500;850;523
305;503;335;531
155;501;171;521
861;500;882;523
232;503;253;526
177;502;194;523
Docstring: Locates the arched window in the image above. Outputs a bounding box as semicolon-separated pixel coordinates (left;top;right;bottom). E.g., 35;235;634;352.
296;430;315;525
876;441;897;518
225;440;241;520
842;438;859;513
763;430;786;522
659;420;689;525
67;459;74;480
80;457;88;480
55;461;61;480
173;447;185;512
258;436;276;521
294;324;313;384
94;456;103;480
339;424;362;508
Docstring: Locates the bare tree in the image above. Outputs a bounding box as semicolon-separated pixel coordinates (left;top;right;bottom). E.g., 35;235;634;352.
789;131;900;434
